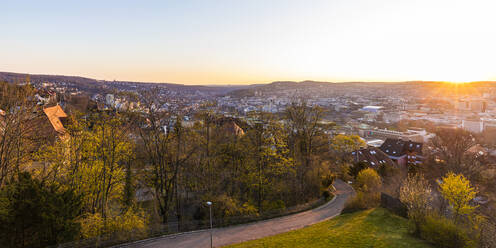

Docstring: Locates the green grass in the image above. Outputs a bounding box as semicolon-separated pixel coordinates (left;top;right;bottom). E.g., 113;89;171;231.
224;208;433;248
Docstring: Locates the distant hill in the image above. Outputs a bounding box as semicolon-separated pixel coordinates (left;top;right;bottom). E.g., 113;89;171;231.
2;71;495;97
228;80;496;97
0;71;252;95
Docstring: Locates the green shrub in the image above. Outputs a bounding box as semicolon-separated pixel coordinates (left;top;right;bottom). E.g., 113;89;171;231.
378;163;397;177
0;172;82;248
78;207;147;239
262;200;285;212
419;215;475;248
321;189;334;200
342;191;380;213
356;168;382;193
343;168;382;214
321;173;335;188
349;162;368;179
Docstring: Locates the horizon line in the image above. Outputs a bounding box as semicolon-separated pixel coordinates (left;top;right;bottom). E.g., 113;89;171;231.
2;70;496;87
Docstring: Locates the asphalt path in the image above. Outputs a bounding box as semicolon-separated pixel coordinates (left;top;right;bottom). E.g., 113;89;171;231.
119;179;354;248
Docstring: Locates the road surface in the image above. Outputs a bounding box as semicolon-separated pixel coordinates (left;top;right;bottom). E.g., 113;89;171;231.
119;179;354;248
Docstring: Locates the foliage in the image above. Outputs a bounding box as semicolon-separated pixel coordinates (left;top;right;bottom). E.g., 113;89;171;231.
439;172;477;223
0;88;340;245
0;82;39;187
348;161;367;179
321;173;335;189
36;113;133;216
343;168;382;213
378;162;397;178
212;195;259;219
262;199;285;212
136;93;200;224
78;207;147;239
284;100;328;202
343;191;379;213
399;173;433;233
226;208;432;248
321;189;333;199
419;215;475;248
0;172;82;248
429;128;477;176
331;134;366;154
356;168;382;193
330;161;351;181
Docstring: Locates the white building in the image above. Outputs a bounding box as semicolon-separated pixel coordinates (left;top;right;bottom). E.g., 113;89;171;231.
462;119;483;133
362;106;383;113
106;94;115;107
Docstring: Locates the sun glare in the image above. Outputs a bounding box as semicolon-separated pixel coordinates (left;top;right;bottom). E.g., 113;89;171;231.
448;81;469;84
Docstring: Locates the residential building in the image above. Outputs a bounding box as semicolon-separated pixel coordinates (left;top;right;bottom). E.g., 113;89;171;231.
360;128;424;143
351;147;397;169
462;119;483;133
42;105;68;141
379;138;423;167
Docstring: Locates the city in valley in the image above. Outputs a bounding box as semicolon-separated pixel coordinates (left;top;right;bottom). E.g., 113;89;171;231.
4;71;495;140
1;71;495;247
2;1;496;248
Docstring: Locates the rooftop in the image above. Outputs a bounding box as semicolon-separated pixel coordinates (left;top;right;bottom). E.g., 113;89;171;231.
43;105;68;134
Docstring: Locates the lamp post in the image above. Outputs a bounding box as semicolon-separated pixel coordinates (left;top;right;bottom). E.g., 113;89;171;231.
206;201;213;248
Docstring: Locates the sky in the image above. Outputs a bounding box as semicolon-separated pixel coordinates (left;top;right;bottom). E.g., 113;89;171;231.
1;0;496;85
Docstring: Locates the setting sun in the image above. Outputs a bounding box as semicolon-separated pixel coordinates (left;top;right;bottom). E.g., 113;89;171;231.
3;1;496;247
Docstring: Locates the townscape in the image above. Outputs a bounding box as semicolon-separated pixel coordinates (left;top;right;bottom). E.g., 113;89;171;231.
1;71;495;247
2;1;496;247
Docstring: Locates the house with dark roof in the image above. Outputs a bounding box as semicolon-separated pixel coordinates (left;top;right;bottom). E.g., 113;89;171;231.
351;147;397;170
379;138;423;167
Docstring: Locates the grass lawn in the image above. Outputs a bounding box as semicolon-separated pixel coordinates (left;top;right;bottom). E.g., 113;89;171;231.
224;208;432;248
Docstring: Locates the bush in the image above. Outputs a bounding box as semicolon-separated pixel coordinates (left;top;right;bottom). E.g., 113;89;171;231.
356;168;382;192
321;173;335;188
349;162;368;179
213;194;258;218
78;207;147;239
0;172;82;248
342;191;380;213
262;200;285;212
419;215;475;248
343;168;382;213
336;163;352;182
378;163;397;178
321;189;332;199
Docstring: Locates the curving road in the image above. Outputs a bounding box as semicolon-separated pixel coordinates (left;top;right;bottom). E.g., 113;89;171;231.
119;179;354;248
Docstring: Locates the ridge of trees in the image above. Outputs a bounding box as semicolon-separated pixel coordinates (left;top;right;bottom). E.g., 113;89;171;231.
0;83;344;247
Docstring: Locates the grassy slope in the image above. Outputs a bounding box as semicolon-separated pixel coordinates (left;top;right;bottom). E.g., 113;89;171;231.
225;208;432;248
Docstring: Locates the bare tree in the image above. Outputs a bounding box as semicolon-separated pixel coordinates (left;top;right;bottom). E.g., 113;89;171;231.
400;173;433;234
135;89;197;225
429;128;477;176
284;99;327;200
0;82;40;187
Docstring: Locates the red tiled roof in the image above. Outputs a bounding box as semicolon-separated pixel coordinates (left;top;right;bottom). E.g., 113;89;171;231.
43;105;67;134
222;121;245;136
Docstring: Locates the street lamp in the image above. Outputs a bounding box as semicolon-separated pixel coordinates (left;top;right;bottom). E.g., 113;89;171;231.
206;201;213;248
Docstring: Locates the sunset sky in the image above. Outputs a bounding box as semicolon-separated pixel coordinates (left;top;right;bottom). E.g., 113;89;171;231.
1;0;496;85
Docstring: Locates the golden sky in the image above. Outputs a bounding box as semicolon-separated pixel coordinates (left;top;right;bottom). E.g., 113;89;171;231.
1;0;495;85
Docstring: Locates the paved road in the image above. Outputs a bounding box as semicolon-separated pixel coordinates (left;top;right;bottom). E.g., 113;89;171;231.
120;179;354;248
